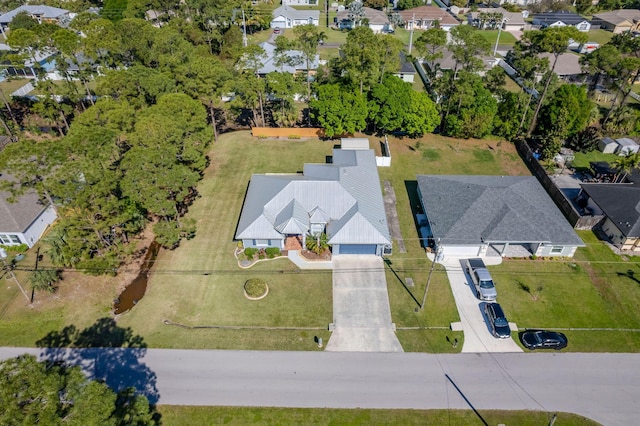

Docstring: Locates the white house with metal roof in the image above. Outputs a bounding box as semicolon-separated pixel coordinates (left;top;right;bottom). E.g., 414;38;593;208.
255;41;319;77
236;139;391;256
0;184;57;248
416;175;584;258
0;5;70;35
271;6;320;29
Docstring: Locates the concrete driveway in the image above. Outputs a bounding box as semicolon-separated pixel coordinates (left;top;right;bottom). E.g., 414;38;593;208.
326;256;403;352
439;256;522;353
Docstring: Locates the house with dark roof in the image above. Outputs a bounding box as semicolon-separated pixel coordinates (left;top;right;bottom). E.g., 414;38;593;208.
416;175;584;258
578;183;640;252
532;11;591;31
335;6;392;34
394;51;416;83
271;5;319;29
398;6;460;32
424;49;500;77
0;179;57;248
538;52;584;82
235;139;391;256
591;9;640;34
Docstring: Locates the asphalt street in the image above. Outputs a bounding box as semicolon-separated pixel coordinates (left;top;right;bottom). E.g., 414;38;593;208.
1;347;638;425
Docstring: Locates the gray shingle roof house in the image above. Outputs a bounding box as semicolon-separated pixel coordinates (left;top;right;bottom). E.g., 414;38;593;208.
591;9;640;34
416;175;584;258
236;139;391;256
0;179;57;248
271;6;320;29
336;7;391;34
579;183;640;252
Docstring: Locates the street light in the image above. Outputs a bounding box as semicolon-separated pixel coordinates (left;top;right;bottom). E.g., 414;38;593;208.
493;17;509;58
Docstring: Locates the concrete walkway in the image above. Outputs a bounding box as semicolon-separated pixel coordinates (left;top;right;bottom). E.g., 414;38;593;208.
436;255;523;353
326;256;403;352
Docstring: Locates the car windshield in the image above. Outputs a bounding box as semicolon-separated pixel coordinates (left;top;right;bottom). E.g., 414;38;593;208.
495;317;508;327
480;280;494;289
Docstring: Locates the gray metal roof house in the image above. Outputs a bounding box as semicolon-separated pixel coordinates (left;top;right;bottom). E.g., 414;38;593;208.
256;42;319;77
0;179;57;248
416;175;584;258
0;5;70;32
235;139;391;256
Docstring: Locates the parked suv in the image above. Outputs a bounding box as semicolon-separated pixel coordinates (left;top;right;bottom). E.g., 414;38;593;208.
484;303;511;339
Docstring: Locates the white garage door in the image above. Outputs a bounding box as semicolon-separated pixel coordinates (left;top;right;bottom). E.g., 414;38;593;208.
441;245;482;257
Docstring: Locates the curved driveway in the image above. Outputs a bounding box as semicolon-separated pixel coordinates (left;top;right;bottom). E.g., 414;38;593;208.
0;347;637;425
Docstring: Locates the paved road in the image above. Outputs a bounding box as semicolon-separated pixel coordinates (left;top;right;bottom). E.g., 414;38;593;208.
1;348;637;425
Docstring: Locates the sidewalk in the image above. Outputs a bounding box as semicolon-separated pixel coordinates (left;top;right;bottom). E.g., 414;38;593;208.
288;250;334;270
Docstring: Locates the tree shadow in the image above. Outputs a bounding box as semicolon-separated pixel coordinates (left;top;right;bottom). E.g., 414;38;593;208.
37;317;160;405
617;269;640;286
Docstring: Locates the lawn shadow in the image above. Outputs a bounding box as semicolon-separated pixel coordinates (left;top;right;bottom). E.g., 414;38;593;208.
384;258;421;308
37;317;160;405
617;269;640;286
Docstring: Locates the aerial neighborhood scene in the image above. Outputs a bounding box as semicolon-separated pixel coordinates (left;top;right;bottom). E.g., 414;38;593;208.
1;0;640;423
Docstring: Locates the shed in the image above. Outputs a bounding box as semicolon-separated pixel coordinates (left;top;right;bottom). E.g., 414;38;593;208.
341;138;369;150
616;138;639;156
599;137;619;154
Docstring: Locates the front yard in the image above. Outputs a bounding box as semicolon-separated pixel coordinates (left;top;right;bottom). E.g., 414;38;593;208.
2;131;640;353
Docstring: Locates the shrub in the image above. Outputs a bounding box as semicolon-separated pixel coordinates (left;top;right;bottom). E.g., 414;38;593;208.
1;244;28;253
265;247;280;258
244;278;268;298
289;135;301;139
244;247;258;259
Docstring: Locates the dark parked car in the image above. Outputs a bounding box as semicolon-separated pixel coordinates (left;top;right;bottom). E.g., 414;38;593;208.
484;303;511;339
519;330;568;350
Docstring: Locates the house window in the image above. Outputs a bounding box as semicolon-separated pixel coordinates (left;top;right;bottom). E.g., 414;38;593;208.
550;246;563;254
0;235;9;244
0;235;21;244
254;239;269;246
578;23;588;31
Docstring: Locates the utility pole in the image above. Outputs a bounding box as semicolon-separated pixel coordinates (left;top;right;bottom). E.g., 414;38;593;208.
326;0;329;28
0;248;30;303
408;13;415;54
242;9;248;47
493;17;508;57
421;238;440;310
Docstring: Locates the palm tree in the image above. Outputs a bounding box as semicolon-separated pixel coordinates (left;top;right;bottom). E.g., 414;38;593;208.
306;232;329;256
613;152;640;183
28;269;61;294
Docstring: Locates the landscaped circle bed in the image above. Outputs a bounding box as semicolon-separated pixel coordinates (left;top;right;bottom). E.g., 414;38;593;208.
243;278;269;300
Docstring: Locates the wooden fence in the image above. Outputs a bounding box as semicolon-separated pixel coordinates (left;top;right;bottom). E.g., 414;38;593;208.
251;127;325;138
514;139;604;230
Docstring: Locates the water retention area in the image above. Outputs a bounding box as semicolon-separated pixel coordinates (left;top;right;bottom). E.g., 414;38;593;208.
114;241;160;315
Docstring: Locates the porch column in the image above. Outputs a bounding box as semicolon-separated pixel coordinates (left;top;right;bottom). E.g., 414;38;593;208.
501;242;509;257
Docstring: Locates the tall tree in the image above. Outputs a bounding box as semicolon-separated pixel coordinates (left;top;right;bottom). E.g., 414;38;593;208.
339;26;381;94
309;83;368;138
517;26;587;137
416;28;447;75
292;24;326;101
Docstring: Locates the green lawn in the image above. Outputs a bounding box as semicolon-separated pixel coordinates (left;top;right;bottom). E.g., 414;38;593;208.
158;406;598;425
476;29;518;49
0;78;32;95
586;29;614;45
571;150;619;172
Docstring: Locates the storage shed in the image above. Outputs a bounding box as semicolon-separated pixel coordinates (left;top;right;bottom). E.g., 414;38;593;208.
616;138;639;156
599;137;619;154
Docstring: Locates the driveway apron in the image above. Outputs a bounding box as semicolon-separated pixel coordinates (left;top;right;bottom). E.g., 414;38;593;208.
326;256;403;352
440;256;523;353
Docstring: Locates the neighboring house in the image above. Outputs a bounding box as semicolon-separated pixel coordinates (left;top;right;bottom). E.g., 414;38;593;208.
425;49;499;77
538;52;583;82
394;51;416;83
495;0;541;6
416;175;585;258
255;41;319;78
271;6;319;28
235;138;392;256
283;0;319;5
591;9;640;34
398;6;460;32
531;11;591;32
0;5;70;35
578;183;640;251
0;180;57;248
467;8;525;31
335;6;392;34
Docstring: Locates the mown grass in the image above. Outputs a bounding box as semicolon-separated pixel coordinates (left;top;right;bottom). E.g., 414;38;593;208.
491;230;640;352
158;406;599;426
571;150;619;172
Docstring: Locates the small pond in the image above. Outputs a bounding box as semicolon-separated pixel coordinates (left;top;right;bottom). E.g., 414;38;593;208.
114;241;160;315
